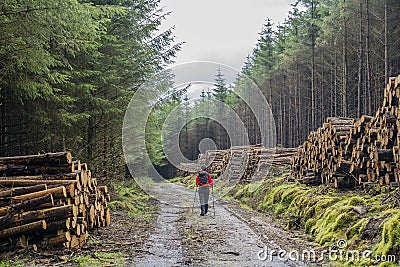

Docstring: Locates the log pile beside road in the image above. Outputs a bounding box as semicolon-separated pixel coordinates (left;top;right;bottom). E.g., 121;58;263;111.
252;147;298;181
222;146;250;183
198;150;230;176
0;152;110;251
291;117;355;187
191;145;295;183
292;76;400;189
176;163;199;177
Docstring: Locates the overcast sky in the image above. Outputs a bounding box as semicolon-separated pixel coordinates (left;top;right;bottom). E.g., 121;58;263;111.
157;0;296;98
159;0;296;78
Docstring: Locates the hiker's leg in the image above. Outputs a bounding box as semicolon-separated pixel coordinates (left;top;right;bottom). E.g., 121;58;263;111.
204;188;210;214
198;189;206;215
198;188;205;205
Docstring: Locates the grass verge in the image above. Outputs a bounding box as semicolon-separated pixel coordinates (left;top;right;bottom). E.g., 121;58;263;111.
225;172;400;267
108;178;158;218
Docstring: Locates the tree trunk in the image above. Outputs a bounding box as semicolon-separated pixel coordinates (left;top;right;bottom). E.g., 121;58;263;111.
357;0;364;118
0;205;73;229
311;0;316;130
0;194;54;216
9;186;67;202
0;184;47;198
384;0;388;82
365;0;372;114
0;152;72;165
0;220;47;240
342;0;348;117
0;164;73;176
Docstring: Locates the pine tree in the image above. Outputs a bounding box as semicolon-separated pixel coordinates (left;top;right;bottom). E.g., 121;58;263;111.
212;67;229;103
0;0;182;180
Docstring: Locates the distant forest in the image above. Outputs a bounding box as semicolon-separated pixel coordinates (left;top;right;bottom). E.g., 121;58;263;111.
174;0;400;168
242;0;400;148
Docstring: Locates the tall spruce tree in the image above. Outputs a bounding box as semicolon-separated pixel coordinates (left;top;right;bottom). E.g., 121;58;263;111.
212;67;229;103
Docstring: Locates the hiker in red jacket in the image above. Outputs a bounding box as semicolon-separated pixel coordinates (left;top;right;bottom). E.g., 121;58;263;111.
196;165;214;216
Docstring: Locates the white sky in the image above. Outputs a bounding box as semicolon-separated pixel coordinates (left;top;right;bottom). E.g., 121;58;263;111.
158;0;296;98
160;0;295;98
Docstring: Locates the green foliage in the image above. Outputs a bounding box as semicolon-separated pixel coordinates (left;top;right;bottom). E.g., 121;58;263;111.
72;252;126;267
108;179;156;217
168;175;197;189
233;0;400;148
0;0;107;94
0;260;24;267
225;171;400;266
375;210;400;256
212;67;229;103
306;197;363;245
0;0;181;182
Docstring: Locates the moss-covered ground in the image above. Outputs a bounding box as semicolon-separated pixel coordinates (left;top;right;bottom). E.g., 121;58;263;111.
108;178;157;218
223;172;400;267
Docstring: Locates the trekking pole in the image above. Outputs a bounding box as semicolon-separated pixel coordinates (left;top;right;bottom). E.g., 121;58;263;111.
192;187;198;213
212;186;215;218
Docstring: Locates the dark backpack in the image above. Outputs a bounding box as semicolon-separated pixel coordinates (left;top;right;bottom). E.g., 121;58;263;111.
198;171;209;185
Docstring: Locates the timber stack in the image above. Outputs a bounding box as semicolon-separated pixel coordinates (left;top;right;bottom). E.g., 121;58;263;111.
250;147;297;181
292;76;400;189
240;144;263;183
195;145;295;183
223;146;249;183
344;77;400;188
291;117;355;186
0;152;110;252
198;150;230;176
232;145;298;183
176;163;199;177
272;147;298;167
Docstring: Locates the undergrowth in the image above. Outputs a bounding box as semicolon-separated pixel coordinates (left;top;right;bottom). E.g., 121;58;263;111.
72;251;126;267
223;173;400;267
169;175;196;189
108;178;157;218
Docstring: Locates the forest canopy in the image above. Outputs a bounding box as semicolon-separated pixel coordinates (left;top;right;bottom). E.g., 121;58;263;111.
237;0;400;148
0;0;181;178
1;0;399;179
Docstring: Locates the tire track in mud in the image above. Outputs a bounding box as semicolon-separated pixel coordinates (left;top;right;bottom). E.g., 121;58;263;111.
132;184;306;267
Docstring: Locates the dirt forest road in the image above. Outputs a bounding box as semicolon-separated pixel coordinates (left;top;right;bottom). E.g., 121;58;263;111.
132;183;312;267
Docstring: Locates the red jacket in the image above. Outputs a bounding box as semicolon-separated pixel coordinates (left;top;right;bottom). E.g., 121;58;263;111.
196;170;214;187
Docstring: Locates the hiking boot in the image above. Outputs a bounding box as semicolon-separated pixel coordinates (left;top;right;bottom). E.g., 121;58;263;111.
205;204;209;214
200;205;206;216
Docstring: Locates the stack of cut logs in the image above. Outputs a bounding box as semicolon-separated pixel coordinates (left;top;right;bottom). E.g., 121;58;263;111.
291;117;355;187
176;163;199;177
242;146;298;182
252;147;298;182
0;152;110;251
193;145;296;183
240;144;263;183
345;77;400;188
224;146;252;183
272;147;298;167
198;150;230;176
292;76;400;189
